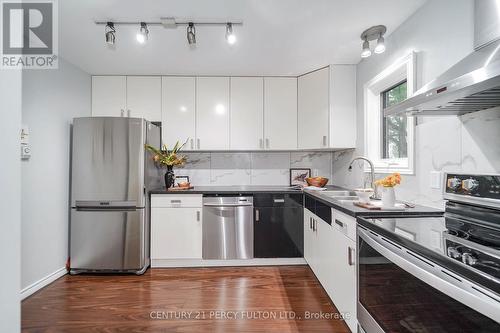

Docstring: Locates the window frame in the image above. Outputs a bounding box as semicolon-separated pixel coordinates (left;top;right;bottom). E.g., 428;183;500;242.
363;52;416;175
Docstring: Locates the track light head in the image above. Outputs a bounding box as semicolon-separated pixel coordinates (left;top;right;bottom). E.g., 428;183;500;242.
361;39;371;58
136;22;149;44
374;35;385;54
187;22;196;45
225;23;236;45
105;22;115;45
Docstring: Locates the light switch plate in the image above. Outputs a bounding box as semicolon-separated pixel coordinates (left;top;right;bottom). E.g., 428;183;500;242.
430;171;442;189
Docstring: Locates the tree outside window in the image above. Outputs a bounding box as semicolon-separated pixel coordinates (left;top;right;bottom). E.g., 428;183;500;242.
381;81;407;159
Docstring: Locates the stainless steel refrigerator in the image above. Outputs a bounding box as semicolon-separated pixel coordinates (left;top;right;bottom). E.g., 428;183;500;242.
70;117;161;274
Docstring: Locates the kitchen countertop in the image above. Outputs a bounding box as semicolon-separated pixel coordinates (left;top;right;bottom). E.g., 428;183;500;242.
150;185;443;217
304;189;444;217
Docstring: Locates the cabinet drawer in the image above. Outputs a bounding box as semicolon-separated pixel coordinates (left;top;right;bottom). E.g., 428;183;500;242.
332;209;356;241
151;194;202;208
253;193;303;208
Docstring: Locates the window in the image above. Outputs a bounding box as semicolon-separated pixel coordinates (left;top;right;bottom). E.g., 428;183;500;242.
364;52;415;174
381;80;408;159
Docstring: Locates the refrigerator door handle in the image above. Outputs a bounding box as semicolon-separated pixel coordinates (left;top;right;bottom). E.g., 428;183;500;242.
75;200;137;209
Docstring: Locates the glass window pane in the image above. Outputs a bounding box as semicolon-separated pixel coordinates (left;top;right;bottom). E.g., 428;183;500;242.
382;81;408;159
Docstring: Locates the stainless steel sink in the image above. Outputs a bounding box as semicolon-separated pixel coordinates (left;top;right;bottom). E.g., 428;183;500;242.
322;190;357;197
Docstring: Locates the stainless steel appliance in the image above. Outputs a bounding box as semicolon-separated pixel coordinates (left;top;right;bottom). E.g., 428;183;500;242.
70;117;161;274
385;0;500;117
202;196;254;259
357;173;500;332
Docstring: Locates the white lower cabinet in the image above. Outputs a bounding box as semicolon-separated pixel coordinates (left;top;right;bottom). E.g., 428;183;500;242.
304;207;357;332
151;195;202;260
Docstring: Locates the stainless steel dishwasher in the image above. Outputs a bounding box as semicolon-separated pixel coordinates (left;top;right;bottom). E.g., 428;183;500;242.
202;196;254;259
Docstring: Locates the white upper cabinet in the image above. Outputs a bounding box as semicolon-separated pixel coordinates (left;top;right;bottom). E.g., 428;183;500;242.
126;76;161;122
264;77;297;150
91;76;126;117
162;77;196;150
297;65;356;149
329;65;356;149
298;68;330;149
196;77;230;150
230;77;264;150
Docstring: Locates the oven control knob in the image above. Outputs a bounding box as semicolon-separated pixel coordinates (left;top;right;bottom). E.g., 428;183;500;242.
447;247;462;259
447;177;462;191
462;178;479;192
462;253;478;266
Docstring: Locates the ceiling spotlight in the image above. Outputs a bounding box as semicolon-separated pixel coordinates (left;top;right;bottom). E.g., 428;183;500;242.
225;23;236;45
105;22;115;45
360;25;386;59
187;22;196;45
136;22;149;44
374;35;386;54
361;39;371;58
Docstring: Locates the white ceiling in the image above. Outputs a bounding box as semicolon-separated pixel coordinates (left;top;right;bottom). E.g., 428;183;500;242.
59;0;427;75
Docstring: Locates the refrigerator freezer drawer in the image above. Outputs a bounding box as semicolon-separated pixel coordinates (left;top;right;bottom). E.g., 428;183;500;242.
70;208;145;272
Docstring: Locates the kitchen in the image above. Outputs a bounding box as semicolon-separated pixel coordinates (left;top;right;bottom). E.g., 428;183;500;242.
1;0;500;332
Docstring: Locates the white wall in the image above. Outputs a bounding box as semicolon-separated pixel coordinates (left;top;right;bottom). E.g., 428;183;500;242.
21;59;90;292
333;0;500;208
0;70;22;332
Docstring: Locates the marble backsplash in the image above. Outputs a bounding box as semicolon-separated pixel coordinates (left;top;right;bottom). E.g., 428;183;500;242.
332;108;500;209
174;151;333;186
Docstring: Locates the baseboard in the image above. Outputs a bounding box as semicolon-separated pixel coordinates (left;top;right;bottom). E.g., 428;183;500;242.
151;257;306;268
21;267;67;300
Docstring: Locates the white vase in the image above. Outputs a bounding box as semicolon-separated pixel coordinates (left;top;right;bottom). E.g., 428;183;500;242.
381;186;396;207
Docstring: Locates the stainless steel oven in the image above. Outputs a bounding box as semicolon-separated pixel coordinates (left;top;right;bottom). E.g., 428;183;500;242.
357;173;500;333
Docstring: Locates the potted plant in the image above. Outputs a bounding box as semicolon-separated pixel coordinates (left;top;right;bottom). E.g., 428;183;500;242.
145;140;187;189
374;173;401;207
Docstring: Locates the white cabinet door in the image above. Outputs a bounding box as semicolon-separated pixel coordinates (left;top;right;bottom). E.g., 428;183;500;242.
298;68;329;149
126;76;161;121
330;65;356;149
303;209;314;266
230;77;264;150
162;77;196;150
91;76;126;117
196;77;230;150
151;207;202;259
330;228;357;332
264;77;297;150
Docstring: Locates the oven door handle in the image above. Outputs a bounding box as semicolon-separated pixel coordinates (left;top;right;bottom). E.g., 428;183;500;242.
357;227;500;323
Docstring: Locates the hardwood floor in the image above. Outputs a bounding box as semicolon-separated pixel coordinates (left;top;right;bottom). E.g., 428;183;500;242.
22;265;350;333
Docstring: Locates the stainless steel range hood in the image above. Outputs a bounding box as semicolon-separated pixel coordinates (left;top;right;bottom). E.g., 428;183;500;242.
385;0;500;117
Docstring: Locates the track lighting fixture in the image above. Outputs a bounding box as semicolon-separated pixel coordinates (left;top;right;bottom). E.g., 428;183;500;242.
187;22;196;45
105;22;115;45
360;25;387;58
136;22;149;44
225;23;236;45
95;18;243;48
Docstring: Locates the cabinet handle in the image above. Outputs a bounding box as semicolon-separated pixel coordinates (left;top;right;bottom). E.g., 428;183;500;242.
120;109;125;117
255;209;260;222
196;211;200;221
309;217;312;229
170;200;181;204
313;219;316;232
197;138;200;149
273;198;285;203
265;138;270;148
190;138;194;150
259;139;263;149
334;219;344;228
127;109;131;117
348;246;355;266
323;135;327;146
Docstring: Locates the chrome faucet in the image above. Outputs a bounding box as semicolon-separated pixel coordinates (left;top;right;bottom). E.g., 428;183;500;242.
348;156;380;199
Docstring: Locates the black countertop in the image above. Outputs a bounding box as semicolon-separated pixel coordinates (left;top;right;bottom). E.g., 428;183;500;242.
150;185;443;217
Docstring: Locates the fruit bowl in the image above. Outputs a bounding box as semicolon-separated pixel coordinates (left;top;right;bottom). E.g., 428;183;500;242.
305;177;329;188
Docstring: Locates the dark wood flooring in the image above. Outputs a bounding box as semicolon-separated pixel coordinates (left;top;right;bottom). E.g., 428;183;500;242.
22;265;350;333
